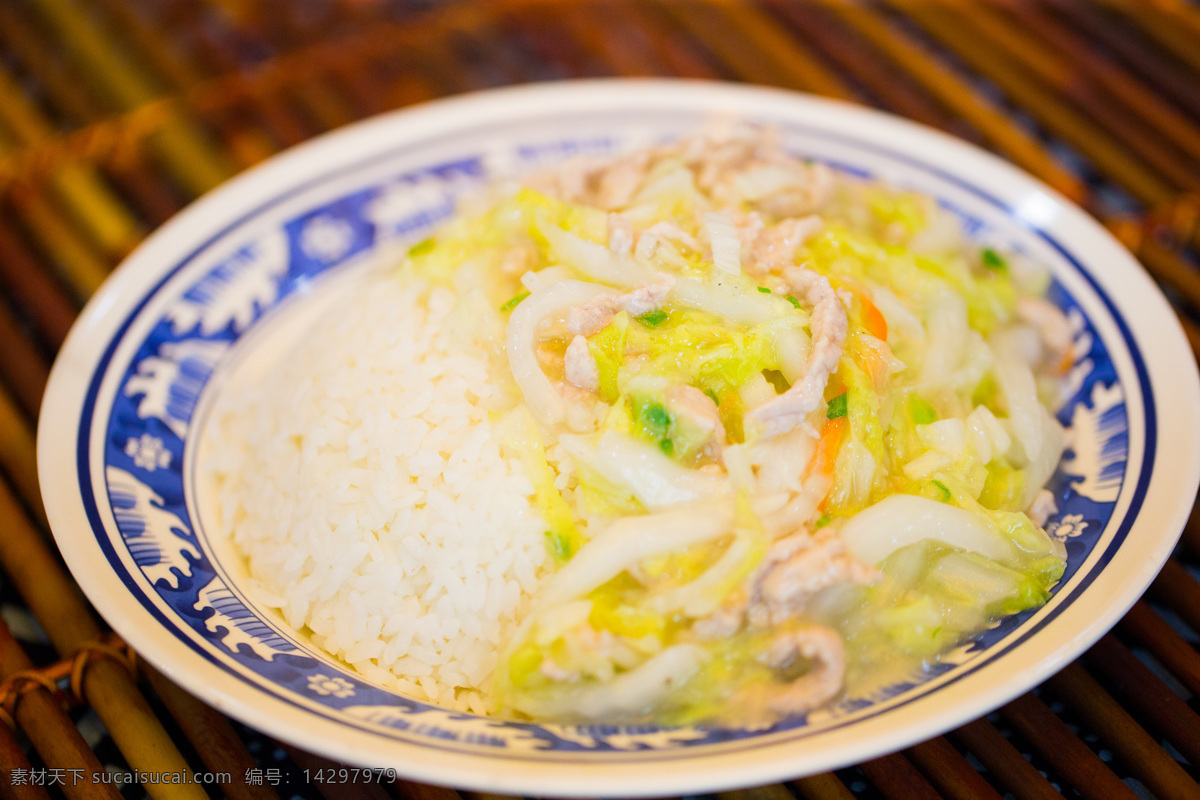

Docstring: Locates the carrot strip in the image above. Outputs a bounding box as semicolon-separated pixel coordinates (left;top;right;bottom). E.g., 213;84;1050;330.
860;292;888;341
814;416;848;476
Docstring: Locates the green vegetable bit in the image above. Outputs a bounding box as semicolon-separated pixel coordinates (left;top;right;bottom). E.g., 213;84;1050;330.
500;291;531;312
982;247;1007;271
641;402;671;436
636;309;669;327
544;529;578;563
407;237;435;257
756;286;772;294
786;295;801;309
908;394;938;425
815;513;832;528
826;392;849;419
931;479;952;503
632;397;686;457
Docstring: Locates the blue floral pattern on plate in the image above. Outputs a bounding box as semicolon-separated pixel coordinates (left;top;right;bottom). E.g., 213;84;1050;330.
86;116;1142;757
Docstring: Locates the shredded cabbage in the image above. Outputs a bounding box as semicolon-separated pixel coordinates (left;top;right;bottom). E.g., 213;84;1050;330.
398;125;1070;726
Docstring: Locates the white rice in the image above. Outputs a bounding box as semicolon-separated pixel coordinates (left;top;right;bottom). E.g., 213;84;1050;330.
205;270;549;713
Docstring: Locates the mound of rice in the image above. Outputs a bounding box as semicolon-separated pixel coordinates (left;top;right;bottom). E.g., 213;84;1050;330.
205;271;548;712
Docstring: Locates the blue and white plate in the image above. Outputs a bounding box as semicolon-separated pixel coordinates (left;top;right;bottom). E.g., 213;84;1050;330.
38;81;1200;796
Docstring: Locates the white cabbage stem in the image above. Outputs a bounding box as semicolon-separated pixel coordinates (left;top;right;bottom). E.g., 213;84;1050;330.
506;280;616;426
993;330;1045;466
538;500;735;606
537;219;656;288
918;291;968;389
511;644;708;720
839;494;1018;566
1020;406;1065;511
648;531;760;618
558;431;728;510
671;276;782;325
705;211;742;275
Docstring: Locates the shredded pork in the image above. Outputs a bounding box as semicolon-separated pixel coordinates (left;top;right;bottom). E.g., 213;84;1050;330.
745;267;849;437
566;275;676;336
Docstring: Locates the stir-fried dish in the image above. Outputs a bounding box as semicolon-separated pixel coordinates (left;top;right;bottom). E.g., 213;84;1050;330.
395;126;1070;724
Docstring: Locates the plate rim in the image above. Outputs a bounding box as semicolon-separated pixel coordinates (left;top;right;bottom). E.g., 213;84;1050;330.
37;78;1200;796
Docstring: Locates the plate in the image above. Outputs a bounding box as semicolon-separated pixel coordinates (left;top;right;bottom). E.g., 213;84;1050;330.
38;80;1200;796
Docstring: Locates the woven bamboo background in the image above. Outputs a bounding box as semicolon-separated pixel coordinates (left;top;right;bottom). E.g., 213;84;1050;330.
2;0;1200;798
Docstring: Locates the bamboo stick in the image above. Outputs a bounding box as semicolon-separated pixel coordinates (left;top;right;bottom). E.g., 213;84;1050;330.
380;69;441;113
395;779;463;800
858;752;943;800
0;475;205;800
717;782;796;800
26;98;276;782
392;27;477;97
767;1;971;137
0;619;121;800
91;0;205;91
952;1;1200;193
949;719;1064;800
25;0;236;196
1117;600;1200;697
105;152;186;228
24;0;166;110
698;0;856;99
1084;634;1200;768
141;665;280;800
790;772;857;800
1187;512;1200;573
810;0;1085;204
215;28;353;147
1045;662;1200;800
185;21;309;149
0;219;78;349
460;792;515;800
82;658;210;800
0;477;99;656
1127;235;1200;315
997;0;1200;168
0;7;192;243
1041;0;1200;126
289;75;357;133
1148;558;1200;635
886;0;1177;208
555;2;677;77
653;0;854;99
0;386;45;530
1180;313;1200;366
0;66;143;259
0;722;51;800
89;0;273;169
328;55;395;118
1099;0;1200;78
6;181;111;301
625;2;726;79
505;5;614;79
0;105;112;304
0;300;49;420
0;4;100;124
999;693;1139;800
9;61;277;786
453;22;538;89
905;736;1004;800
282;747;392;800
0;3;497;193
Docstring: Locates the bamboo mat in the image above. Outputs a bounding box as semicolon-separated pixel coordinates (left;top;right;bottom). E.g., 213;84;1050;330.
1;1;1200;798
